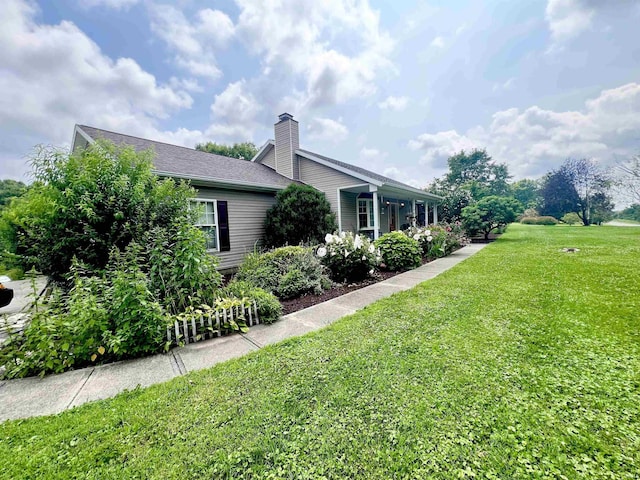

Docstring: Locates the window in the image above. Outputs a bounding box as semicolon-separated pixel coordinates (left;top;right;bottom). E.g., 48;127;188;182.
357;198;375;230
190;199;219;251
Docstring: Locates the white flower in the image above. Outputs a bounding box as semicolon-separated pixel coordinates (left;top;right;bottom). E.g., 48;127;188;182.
362;255;367;260
413;234;421;240
317;246;327;258
368;244;375;253
354;235;363;250
340;231;346;239
425;230;431;236
325;233;333;243
344;249;350;257
427;235;433;242
369;269;374;275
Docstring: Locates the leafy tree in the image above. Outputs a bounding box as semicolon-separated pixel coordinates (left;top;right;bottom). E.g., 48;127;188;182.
195;141;258;160
539;168;581;220
461;196;522;240
0;179;27;208
617;204;640;222
510;179;540;209
563;158;611;226
0;142;195;279
445;149;511;198
616;153;640;204
426;178;473;222
590;192;614;225
264;184;337;247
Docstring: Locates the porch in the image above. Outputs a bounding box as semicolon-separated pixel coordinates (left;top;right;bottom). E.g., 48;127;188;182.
337;183;441;240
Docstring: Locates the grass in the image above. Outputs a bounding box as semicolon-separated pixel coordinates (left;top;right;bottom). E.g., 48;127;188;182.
1;224;639;479
612;218;640;225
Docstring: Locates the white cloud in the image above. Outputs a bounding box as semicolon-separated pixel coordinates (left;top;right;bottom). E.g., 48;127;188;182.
430;36;445;48
0;0;198;179
409;82;640;179
148;3;234;79
207;79;263;141
79;0;139;9
378;95;409;111
307;117;349;143
545;0;594;41
359;147;387;161
236;0;395;107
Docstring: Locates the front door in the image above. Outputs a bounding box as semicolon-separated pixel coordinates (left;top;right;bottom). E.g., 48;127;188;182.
388;203;399;231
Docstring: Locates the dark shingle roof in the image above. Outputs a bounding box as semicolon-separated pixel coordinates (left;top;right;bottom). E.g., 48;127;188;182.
78;125;293;190
297;148;439;198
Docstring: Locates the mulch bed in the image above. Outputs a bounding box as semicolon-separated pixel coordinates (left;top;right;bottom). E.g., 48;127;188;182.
280;270;400;315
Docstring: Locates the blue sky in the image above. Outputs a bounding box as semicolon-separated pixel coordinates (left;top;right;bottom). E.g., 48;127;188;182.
2;0;639;192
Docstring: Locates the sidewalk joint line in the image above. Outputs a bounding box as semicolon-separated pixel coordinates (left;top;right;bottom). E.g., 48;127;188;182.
171;351;187;375
65;368;95;410
240;334;263;349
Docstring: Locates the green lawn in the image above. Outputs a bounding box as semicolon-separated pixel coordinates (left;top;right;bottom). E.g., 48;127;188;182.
1;224;639;479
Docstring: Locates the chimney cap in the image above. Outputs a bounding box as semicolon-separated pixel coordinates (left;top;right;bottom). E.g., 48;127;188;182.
278;112;294;122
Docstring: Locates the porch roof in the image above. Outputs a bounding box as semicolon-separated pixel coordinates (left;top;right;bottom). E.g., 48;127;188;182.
296;149;443;202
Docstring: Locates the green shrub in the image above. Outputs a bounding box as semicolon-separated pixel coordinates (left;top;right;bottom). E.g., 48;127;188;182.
561;212;582;225
0;251;171;379
223;280;282;324
147;225;221;315
318;232;379;282
102;246;168;357
374;232;422;271
0;142;195;280
235;246;330;299
264;184;337;247
520;216;558;225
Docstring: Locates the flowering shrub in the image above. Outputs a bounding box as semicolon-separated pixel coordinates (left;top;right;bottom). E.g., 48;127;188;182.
317;232;379;282
405;222;468;259
374;231;422;271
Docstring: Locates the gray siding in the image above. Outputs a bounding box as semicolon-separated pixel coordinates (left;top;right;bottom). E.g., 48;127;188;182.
274;119;299;180
298;156;363;214
194;186;277;271
340;191;358;233
262;145;276;169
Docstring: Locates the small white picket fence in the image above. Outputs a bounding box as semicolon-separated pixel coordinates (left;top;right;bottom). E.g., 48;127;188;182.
167;301;259;346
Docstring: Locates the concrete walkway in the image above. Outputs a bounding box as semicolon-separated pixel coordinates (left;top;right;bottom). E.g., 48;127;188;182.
0;243;488;422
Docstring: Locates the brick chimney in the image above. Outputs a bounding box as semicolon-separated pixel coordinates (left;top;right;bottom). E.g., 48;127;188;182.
274;113;299;180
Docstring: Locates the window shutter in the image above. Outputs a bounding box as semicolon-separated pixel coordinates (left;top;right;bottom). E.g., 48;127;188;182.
217;201;230;251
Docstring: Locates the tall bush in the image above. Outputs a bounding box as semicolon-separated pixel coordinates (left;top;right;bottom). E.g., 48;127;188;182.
264;184;337;247
0;142;195;279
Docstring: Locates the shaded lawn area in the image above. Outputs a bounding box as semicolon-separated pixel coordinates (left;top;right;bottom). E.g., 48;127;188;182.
1;224;639;479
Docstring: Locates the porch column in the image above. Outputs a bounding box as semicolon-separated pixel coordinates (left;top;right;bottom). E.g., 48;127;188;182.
372;189;380;240
433;203;438;224
425;201;429;225
412;200;416;227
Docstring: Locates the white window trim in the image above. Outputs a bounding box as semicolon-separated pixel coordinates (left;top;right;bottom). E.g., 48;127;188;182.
357;198;375;230
190;198;220;252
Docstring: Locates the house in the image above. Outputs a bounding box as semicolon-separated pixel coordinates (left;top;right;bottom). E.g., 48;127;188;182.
71;114;441;271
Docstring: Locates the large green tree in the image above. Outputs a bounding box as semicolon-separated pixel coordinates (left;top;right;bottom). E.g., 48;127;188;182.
0;142;195;279
510;179;540;210
445;149;511;198
0;179;27;208
539;168;580;220
195;141;258;160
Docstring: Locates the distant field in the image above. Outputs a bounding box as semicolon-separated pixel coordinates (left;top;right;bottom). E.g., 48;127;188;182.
609;219;640;225
1;224;639;479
